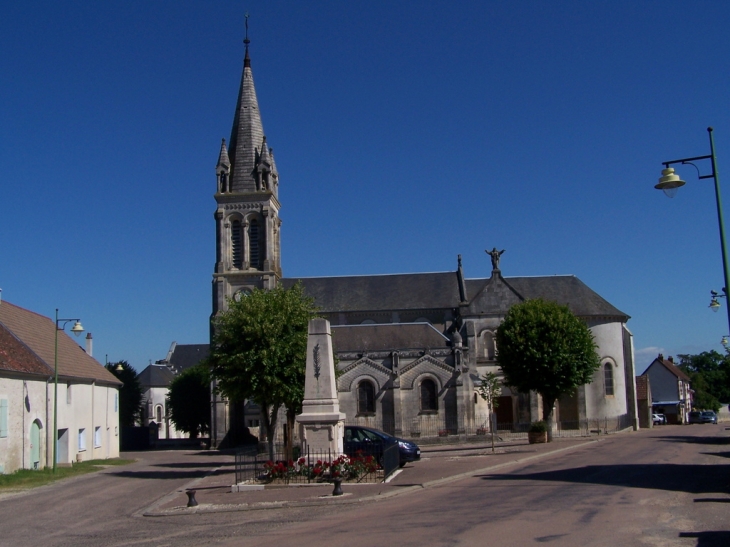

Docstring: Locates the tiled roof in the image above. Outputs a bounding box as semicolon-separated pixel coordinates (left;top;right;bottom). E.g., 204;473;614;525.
635;375;649;400
643;354;691;383
168;344;209;374
331;323;450;353
0;323;53;376
0;301;121;385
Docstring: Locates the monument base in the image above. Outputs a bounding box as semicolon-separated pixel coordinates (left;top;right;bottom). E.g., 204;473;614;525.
297;412;346;457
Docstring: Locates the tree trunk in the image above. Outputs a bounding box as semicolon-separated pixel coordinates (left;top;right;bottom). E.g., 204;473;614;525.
284;407;297;461
544;396;556;442
261;404;279;461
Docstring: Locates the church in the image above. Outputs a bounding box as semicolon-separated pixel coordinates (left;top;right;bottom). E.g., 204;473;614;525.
209;37;639;448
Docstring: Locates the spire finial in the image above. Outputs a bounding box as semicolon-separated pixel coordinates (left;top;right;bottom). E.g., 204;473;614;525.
243;13;251;67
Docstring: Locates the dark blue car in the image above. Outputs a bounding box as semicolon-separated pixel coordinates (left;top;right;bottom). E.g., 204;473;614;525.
344;425;421;467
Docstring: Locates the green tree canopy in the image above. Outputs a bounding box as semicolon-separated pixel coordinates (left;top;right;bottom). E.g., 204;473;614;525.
167;363;211;439
677;350;730;411
209;283;318;457
496;299;600;439
106;360;143;427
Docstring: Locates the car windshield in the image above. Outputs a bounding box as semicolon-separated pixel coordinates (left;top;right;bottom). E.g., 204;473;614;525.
363;428;392;441
701;411;715;416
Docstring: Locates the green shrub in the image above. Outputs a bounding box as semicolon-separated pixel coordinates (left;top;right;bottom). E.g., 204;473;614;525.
529;421;548;433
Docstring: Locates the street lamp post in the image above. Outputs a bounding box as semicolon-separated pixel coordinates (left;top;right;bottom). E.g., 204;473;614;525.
53;309;83;472
655;127;730;334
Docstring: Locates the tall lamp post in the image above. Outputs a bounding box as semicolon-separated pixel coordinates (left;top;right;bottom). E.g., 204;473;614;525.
655;127;730;334
53;309;83;472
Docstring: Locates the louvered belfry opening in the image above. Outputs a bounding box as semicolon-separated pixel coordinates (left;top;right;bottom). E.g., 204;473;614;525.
231;220;243;269
248;219;260;269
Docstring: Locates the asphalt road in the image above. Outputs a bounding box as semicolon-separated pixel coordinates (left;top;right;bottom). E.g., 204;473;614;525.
0;425;728;546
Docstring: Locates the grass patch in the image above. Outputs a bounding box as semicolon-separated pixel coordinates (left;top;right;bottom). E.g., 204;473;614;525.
0;458;135;491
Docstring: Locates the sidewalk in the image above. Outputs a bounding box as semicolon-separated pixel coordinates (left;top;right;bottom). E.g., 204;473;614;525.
142;437;602;517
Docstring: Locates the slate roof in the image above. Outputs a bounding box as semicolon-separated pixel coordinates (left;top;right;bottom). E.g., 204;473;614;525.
167;344;209;374
137;364;176;388
0;301;121;385
283;272;627;320
228;46;266;193
331;323;450;353
283;272;462;312
0;322;53;376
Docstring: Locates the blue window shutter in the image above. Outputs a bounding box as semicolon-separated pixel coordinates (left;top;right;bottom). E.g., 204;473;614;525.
0;399;8;438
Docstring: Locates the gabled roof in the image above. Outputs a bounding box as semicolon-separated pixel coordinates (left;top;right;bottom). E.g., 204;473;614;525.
0;301;120;385
643;354;691;382
331;323;450;353
137;364;176;389
283;272;462;312
283;271;628;320
168;344;209;374
0;323;53;376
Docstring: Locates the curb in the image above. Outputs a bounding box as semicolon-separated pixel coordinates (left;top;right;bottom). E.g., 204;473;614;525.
141;438;600;517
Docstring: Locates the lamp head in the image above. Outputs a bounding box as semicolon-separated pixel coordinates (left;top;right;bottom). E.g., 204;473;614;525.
70;321;84;336
655;167;686;198
710;298;722;312
722;336;729;347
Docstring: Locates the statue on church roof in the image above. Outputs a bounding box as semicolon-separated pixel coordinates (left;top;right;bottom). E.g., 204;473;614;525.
486;247;505;271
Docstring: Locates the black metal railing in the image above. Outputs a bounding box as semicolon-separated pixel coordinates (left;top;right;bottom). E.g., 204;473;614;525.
234;445;385;485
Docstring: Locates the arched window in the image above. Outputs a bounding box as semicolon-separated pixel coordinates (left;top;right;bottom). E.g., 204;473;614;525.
248;219;261;269
219;171;228;193
420;379;438;412
231;220;243;269
604;363;614;396
357;381;375;414
482;331;495;360
155;405;163;423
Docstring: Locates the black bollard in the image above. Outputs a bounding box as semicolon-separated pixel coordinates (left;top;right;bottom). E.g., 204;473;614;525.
332;479;343;496
186;489;198;507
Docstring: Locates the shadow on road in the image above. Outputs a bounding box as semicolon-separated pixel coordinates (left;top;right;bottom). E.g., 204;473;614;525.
657;435;730;446
150;461;234;469
107;468;231;480
678;530;730;547
481;464;730;495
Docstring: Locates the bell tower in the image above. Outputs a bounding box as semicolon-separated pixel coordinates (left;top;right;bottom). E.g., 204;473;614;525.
212;27;282;319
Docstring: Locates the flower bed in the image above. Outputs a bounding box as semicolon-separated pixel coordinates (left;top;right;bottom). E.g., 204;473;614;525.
261;451;381;484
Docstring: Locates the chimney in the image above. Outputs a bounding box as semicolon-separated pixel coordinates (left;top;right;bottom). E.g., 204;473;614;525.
668;356;674;363
85;332;93;357
658;353;664;361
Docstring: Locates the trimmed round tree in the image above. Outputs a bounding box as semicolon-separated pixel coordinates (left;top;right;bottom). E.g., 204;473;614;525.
496;299;600;440
167;364;210;439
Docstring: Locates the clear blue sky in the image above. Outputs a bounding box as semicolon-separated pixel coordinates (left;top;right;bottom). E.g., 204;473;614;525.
2;1;730;373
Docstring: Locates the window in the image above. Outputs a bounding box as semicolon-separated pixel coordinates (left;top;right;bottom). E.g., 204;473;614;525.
231;220;243;269
420;379;438;412
248;219;260;269
482;331;496;360
0;399;7;438
94;426;101;448
155;405;163;423
357;381;375;414
78;428;86;451
604;363;614;396
114;393;118;413
66;382;72;404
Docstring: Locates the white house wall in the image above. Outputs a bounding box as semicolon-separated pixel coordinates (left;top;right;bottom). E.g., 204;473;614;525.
0;376;49;474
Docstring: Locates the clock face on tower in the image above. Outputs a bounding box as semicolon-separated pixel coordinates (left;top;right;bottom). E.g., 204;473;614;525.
233;288;252;302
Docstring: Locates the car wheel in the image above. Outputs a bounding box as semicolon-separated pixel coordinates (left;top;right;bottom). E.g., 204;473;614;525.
399;461;406;468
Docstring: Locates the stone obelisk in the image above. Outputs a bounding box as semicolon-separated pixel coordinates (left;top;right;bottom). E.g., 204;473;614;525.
296;318;346;456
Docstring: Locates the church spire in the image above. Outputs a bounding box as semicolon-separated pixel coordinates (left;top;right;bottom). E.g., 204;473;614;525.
228;14;266;193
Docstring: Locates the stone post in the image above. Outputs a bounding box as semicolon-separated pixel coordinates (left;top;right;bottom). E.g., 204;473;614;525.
296;318;346;456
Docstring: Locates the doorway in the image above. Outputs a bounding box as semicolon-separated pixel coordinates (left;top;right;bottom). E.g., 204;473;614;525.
30;421;42;469
57;428;69;465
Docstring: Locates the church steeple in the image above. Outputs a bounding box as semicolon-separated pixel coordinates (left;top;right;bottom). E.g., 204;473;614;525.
228;19;267;194
212;21;282;321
